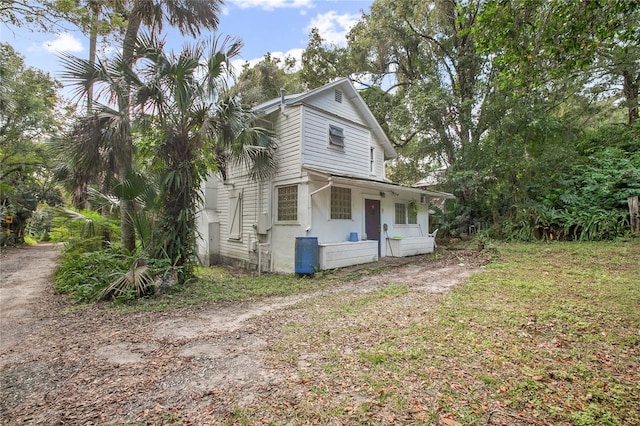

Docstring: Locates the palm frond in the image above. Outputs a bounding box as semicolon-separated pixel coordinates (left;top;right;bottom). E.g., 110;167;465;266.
112;172;149;201
236;128;278;181
201;34;243;96
86;187;120;213
53;207;96;237
162;0;223;37
58;51;109;104
99;259;155;301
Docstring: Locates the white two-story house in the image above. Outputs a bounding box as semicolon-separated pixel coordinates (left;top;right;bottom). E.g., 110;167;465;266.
196;78;454;273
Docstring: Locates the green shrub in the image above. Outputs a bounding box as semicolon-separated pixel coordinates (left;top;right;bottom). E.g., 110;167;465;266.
49;208;120;247
55;246;129;302
26;205;53;241
54;239;175;303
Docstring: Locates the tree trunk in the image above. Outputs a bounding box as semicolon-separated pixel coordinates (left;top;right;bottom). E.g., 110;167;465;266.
622;68;639;126
87;0;99;113
629;196;639;235
117;7;142;253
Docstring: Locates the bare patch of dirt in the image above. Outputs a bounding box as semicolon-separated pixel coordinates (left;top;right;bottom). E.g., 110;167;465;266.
0;244;491;424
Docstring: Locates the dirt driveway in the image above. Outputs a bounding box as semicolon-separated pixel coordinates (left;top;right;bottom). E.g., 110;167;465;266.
0;243;489;424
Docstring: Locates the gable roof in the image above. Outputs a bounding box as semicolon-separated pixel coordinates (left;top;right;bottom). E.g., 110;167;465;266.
253;78;397;160
413;169;447;188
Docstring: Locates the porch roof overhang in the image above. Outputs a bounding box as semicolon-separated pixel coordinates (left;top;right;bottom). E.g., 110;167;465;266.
303;166;455;200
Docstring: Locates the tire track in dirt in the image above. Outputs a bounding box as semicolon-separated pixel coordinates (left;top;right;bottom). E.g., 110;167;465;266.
0;244;489;424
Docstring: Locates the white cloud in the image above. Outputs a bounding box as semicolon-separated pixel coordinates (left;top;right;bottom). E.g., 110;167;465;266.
273;48;305;70
230;57;261;77
306;11;360;46
230;0;314;11
42;32;84;54
230;48;305;78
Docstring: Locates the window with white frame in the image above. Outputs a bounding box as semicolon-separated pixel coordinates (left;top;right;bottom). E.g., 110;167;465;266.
331;186;351;219
408;204;418;224
370;147;375;173
395;202;418;225
395;203;407;225
277;185;298;221
329;125;345;147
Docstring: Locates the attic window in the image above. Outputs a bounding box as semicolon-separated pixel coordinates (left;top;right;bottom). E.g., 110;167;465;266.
334;89;343;103
329;125;345;147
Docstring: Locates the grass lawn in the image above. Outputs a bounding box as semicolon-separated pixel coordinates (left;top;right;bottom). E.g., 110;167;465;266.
229;241;640;425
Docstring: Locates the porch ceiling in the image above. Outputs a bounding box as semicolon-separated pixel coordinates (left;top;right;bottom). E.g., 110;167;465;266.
303;166;455;200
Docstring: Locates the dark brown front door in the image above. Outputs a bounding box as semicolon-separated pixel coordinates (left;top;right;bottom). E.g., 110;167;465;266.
365;199;381;257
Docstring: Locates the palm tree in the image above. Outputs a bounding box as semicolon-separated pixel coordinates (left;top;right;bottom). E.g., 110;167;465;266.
50;112;117;210
135;34;277;282
62;0;224;252
116;0;224;252
59;49;141;207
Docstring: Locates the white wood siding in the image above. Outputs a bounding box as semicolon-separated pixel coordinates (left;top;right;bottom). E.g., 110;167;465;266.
305;89;363;124
386;237;434;257
215;166;270;265
319;240;378;269
197;81;407;272
370;137;387;178
270;182;310;273
301;108;372;178
272;106;302;182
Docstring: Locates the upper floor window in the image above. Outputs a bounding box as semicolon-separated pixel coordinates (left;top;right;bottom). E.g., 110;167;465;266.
331;186;351;219
329;125;345;147
370;147;375;173
277;185;298;221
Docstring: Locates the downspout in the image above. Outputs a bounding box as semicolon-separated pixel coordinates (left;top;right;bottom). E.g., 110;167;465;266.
307;178;333;234
269;177;274;272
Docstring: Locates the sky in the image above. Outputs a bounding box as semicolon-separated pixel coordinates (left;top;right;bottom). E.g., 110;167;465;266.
1;0;374;96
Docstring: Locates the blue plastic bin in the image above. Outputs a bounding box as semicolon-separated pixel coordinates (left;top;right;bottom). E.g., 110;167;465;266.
295;237;319;274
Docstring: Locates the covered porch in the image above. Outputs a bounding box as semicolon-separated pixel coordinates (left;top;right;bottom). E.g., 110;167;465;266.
303;166;453;270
